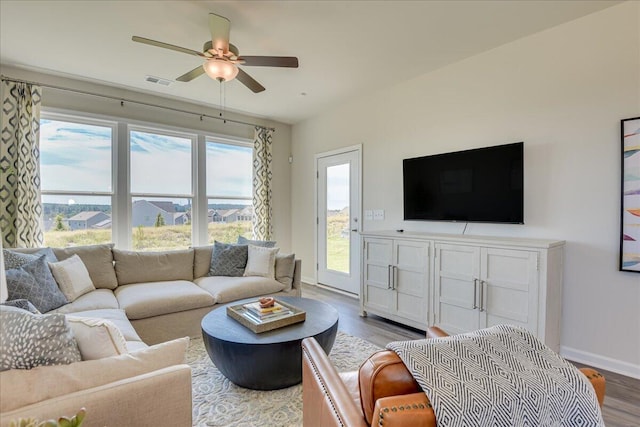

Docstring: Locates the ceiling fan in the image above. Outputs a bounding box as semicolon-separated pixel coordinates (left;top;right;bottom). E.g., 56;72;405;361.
132;13;299;93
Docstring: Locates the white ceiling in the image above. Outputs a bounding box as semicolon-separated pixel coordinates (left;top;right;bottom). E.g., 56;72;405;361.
0;1;620;125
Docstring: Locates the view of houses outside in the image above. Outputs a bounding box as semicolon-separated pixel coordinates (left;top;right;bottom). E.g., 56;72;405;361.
43;201;254;250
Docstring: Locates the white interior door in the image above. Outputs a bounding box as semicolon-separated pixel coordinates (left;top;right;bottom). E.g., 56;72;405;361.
317;148;361;294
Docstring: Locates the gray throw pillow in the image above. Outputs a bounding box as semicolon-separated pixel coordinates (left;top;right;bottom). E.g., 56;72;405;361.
5;254;68;313
237;236;277;248
1;299;41;314
0;305;81;371
209;241;248;277
3;248;58;270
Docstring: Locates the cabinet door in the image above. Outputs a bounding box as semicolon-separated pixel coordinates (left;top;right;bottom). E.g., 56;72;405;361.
480;248;539;332
393;240;429;323
362;238;393;313
433;243;480;335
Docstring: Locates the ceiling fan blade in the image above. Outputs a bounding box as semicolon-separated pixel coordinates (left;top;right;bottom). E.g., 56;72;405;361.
176;66;205;82
236;68;265;93
239;56;299;68
209;13;230;53
132;36;205;57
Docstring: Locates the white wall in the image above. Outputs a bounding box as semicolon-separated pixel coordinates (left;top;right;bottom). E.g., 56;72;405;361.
292;2;640;376
0;65;293;251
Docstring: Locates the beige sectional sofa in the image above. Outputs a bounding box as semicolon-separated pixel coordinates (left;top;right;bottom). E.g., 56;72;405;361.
0;243;301;427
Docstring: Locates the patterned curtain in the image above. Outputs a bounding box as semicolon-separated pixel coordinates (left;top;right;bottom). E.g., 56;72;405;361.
0;81;44;248
252;126;273;240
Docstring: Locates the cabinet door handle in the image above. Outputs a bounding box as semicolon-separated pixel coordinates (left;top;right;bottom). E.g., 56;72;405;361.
479;280;485;312
392;266;397;290
473;279;478;309
388;265;393;289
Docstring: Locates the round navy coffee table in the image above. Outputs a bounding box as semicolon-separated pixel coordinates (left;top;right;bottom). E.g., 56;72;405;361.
201;296;339;390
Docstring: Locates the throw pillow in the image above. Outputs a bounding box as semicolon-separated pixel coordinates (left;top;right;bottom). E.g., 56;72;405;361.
275;253;296;291
5;254;68;313
0;305;81;371
209;241;248;277
66;316;128;360
237;236;277;248
3;248;58;270
1;299;40;314
48;254;96;302
244;245;279;279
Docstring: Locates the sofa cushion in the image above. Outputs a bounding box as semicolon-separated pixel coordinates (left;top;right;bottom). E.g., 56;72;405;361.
53;244;118;290
5;254;68;313
194;275;286;304
244;245;279;278
49;289;119;315
3;247;58;270
68;308;144;344
113;249;194;285
192;245;214;279
114;280;215;320
209;241;248;277
48;254;96;302
0;305;81;372
275;253;296;291
66;315;129;360
0;337;189;413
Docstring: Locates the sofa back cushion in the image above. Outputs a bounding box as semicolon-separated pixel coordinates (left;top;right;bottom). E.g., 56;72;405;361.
192;245;213;279
358;349;421;424
113;249;194;285
53;244;118;290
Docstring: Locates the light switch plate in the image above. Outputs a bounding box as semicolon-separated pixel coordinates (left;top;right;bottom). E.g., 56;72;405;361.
365;210;373;220
373;209;385;220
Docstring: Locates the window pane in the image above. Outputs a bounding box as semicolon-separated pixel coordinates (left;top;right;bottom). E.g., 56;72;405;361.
40;119;112;192
131;197;192;251
131;131;192;195
206;141;252;198
326;164;350;274
42;195;112;247
207;198;252;244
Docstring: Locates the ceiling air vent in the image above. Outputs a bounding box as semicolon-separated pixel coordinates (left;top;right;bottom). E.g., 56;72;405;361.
144;75;172;86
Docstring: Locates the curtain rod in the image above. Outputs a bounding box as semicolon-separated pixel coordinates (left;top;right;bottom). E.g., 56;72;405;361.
1;75;275;132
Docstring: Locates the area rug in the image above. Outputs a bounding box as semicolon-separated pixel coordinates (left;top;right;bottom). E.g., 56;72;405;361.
187;331;381;426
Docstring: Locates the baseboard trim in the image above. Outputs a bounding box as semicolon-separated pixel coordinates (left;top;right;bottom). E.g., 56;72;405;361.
560;346;640;379
301;275;316;286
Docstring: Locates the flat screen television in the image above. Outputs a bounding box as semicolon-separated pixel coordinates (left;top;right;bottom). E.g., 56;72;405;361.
403;142;524;224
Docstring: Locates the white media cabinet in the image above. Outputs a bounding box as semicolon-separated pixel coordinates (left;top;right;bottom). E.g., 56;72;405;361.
360;231;565;351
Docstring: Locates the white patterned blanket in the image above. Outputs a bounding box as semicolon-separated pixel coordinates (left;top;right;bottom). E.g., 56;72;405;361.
387;325;604;427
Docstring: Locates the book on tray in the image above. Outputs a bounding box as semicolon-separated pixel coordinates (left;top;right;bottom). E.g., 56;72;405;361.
243;301;293;321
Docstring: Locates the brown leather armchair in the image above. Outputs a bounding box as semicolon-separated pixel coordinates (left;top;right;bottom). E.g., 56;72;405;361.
301;327;606;427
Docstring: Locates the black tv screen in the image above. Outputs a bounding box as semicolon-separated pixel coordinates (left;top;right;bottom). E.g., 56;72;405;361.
403;142;524;224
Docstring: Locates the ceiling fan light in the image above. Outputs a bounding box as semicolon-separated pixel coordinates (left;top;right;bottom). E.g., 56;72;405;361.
203;59;239;82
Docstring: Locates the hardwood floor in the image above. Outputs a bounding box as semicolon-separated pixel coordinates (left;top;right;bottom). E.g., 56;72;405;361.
302;283;640;427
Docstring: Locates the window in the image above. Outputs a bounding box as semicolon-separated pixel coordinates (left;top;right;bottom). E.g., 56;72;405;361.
37;112;255;249
130;128;193;251
39;116;114;247
206;140;253;243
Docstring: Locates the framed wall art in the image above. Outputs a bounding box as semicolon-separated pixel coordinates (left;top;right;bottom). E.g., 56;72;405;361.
621;116;640;273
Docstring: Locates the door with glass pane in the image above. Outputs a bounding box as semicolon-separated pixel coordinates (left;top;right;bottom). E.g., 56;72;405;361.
317;149;361;294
